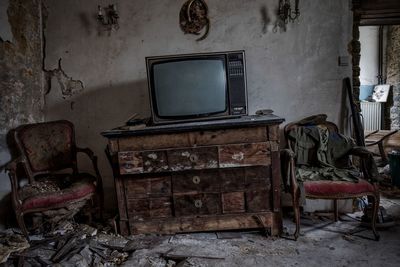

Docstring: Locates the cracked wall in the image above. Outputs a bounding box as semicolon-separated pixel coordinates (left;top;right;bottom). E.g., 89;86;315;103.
45;58;85;98
0;0;354;216
0;0;44;228
43;0;352;210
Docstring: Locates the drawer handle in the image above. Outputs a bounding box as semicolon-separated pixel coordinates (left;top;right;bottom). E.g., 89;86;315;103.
189;154;199;163
194;199;203;208
192;176;201;184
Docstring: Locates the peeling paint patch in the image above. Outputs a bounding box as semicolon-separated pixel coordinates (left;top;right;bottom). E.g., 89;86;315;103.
0;0;44;134
232;152;244;161
181;151;190;157
45;58;84;98
147;153;158;160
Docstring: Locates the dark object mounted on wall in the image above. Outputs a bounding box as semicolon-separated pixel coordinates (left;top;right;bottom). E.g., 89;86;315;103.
278;0;300;23
179;0;210;41
97;4;119;31
274;0;300;32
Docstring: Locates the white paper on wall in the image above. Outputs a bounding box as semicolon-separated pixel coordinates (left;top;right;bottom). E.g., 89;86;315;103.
372;84;391;102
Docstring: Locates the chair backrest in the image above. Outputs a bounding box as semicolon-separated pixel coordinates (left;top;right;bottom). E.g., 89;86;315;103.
284;121;339;145
14;120;77;179
283;117;341;167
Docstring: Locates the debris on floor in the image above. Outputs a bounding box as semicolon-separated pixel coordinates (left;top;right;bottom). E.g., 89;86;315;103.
0;232;30;263
1;197;399;266
3;222;134;266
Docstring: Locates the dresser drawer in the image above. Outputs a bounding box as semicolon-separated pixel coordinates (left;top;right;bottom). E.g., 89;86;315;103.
220;168;245;191
119;143;271;175
168;147;218;171
174;193;221;216
222;192;245;213
127;197;172;220
172;170;220;193
119;151;168;174
244;166;271;189
142;151;168;173
219;143;271;168
246;189;271;212
119;151;142;174
124;176;171;199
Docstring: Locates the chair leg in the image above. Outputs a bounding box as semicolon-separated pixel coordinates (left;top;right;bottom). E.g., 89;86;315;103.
16;212;29;238
378;142;388;165
371;194;380;241
98;189;104;220
89;193;103;221
333;199;339;222
292;186;301;240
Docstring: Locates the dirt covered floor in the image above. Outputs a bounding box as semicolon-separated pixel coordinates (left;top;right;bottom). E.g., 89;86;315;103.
1;197;399;266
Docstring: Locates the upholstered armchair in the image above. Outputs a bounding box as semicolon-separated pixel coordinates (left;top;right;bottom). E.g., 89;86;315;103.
281;115;380;240
6;120;104;237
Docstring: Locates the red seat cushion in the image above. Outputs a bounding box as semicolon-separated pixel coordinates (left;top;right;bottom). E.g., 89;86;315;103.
304;179;376;197
22;181;96;211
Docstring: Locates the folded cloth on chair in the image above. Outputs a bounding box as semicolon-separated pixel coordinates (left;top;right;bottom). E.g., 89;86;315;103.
289;124;359;182
296;166;360;182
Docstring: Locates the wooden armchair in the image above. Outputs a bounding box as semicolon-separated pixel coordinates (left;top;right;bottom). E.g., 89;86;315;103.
5;120;104;237
281;115;380;240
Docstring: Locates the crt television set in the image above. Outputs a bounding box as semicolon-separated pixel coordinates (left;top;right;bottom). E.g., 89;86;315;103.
146;50;247;125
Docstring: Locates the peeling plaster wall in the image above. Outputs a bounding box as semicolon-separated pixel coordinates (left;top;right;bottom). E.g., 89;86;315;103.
43;0;352;209
387;25;400;130
0;0;44;228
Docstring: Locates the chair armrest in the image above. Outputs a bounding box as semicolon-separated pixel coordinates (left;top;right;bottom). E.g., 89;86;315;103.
77;147;95;161
76;147;104;186
281;148;295;158
5;157;24;206
77;147;104;218
348;146;374;158
348;146;380;182
76;147;103;198
280;149;297;192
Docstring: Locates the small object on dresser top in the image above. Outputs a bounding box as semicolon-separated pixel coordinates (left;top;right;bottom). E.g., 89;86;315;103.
117;124;147;131
111;116;149;131
126;118;148;126
126;114;150;126
255;109;274;116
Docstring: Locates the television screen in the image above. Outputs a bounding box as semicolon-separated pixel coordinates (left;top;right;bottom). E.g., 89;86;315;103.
152;58;227;117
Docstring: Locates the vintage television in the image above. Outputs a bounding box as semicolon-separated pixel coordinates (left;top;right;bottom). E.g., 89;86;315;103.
146;50;247;125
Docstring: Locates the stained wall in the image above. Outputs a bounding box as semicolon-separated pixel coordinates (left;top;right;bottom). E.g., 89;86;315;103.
42;0;353;208
0;0;44;228
0;0;353;212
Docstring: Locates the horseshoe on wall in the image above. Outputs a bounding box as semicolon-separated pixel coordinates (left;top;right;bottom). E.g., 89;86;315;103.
179;0;210;41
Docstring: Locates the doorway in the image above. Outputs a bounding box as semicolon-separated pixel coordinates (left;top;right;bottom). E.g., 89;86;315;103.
359;25;400;131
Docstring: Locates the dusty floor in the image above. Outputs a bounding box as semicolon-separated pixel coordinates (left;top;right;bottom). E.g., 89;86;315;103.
124;197;400;267
2;197;399;266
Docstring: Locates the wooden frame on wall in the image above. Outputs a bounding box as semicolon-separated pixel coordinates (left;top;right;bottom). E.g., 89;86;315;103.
353;0;400;26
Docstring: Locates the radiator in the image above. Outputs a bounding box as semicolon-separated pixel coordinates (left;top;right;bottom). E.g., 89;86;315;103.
360;102;383;131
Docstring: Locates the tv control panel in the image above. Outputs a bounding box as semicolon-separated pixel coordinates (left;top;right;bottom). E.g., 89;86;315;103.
227;52;247;115
228;61;244;77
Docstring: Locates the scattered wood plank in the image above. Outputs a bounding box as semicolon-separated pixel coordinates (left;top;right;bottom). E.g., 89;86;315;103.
51;236;79;262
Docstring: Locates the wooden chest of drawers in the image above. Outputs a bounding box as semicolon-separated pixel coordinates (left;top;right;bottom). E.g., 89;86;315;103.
103;115;284;236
